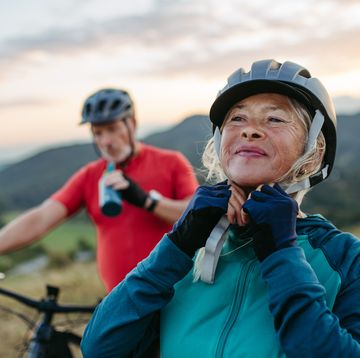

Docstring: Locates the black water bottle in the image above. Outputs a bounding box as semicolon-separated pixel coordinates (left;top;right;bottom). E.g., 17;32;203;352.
99;162;122;216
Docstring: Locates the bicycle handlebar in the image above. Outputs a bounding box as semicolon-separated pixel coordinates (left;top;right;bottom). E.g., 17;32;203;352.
0;286;97;314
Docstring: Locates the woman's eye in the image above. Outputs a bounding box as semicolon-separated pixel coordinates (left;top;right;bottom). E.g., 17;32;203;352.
268;116;285;123
230;116;245;122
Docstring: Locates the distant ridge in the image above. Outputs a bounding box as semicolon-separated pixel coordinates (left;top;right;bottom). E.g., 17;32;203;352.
144;114;212;170
0;112;360;227
0;115;211;210
0;144;97;209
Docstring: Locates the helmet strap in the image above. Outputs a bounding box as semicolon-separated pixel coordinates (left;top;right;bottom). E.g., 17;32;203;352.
116;117;136;168
282;164;329;194
92;141;103;158
282;110;326;194
305;110;324;153
213;126;222;159
200;215;230;284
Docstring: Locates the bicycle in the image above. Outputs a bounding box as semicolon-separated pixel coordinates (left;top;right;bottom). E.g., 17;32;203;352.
0;284;98;358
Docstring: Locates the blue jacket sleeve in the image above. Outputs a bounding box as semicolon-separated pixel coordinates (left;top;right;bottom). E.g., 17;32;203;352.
81;236;193;358
260;246;360;357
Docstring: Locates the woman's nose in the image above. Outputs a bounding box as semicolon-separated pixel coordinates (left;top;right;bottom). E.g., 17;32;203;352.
240;125;264;140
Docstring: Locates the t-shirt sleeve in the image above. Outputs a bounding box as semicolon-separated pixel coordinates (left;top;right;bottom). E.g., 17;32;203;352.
171;152;198;199
50;166;88;217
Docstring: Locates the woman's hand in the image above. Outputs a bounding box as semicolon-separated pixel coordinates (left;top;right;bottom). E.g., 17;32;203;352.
167;182;231;257
242;183;298;261
227;181;249;226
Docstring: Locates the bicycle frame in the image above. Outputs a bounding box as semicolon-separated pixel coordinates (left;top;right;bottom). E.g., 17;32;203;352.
0;285;97;358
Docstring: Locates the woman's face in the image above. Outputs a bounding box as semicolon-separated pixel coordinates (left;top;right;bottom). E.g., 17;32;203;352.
220;93;306;190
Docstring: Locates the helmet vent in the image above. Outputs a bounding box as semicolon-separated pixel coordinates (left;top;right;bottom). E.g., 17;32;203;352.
298;68;311;79
110;99;121;111
81;88;133;124
97;99;106;113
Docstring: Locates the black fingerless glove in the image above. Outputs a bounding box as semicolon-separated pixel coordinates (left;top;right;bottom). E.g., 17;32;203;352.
119;175;148;208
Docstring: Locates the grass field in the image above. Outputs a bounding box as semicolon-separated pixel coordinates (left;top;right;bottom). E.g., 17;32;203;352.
0;211;97;272
3;210;96;252
0;260;105;357
39;218;96;253
0;211;102;356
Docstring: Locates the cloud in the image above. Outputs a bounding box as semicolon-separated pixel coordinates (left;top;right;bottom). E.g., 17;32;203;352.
0;2;209;59
0;0;359;80
0;97;57;109
139;26;360;82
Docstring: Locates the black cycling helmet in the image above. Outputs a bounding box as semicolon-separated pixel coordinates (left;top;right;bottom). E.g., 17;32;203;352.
209;59;337;188
80;88;134;125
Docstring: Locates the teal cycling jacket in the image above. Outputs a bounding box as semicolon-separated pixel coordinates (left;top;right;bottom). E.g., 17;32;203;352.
81;215;360;357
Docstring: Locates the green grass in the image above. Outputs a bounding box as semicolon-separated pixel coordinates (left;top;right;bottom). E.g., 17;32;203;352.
39;220;96;253
1;211;96;272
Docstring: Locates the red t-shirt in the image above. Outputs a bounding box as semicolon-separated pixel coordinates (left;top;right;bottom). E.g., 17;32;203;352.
51;144;198;292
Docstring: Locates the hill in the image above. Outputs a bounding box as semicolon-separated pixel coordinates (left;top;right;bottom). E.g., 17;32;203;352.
0;144;98;209
143;115;212;170
0;115;211;210
0;112;360;227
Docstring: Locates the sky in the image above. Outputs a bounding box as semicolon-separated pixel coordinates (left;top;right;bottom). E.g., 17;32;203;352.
1;0;360;164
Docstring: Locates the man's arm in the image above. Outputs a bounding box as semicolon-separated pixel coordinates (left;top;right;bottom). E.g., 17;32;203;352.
0;199;67;254
146;196;191;225
149;151;197;224
105;172;195;225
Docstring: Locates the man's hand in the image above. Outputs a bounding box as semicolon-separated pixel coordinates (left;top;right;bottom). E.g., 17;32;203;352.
242;184;299;261
168;182;231;258
104;171;148;208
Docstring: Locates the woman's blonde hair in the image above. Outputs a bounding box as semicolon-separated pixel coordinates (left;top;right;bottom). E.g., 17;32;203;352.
202;96;326;204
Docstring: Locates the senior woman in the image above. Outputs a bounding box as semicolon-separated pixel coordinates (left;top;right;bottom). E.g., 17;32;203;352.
81;60;360;357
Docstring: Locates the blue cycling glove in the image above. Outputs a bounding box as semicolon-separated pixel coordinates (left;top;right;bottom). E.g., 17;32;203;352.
242;184;299;262
168;182;231;258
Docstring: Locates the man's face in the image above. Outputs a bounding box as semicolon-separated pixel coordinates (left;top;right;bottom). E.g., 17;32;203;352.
91;118;136;162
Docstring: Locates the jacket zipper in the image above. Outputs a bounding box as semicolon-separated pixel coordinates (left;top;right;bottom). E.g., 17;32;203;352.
214;260;256;358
